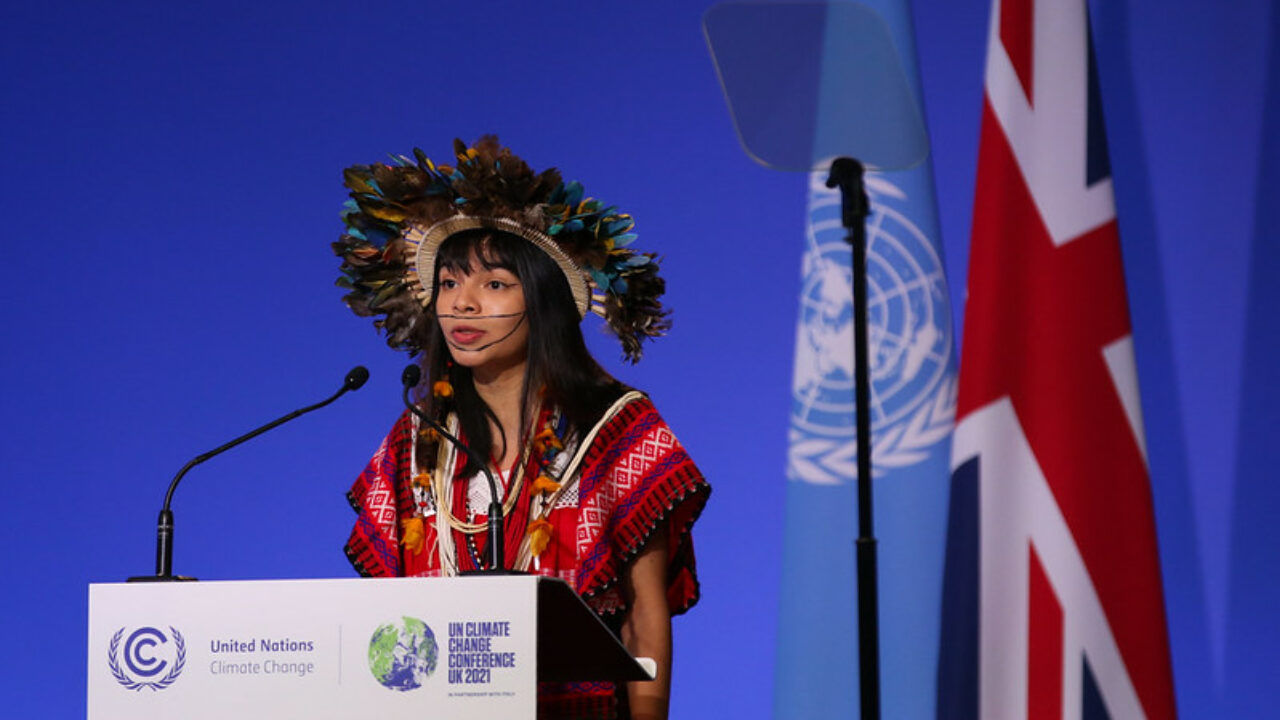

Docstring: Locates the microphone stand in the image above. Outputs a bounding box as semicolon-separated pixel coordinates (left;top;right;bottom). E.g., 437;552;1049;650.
827;157;881;720
400;366;512;574
128;366;370;583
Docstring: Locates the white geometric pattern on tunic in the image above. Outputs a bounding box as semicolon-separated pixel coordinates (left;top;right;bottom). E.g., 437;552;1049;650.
366;439;398;533
573;423;679;564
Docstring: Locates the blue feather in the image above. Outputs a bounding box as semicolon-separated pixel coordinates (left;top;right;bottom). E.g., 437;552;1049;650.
604;219;633;235
563;181;584;207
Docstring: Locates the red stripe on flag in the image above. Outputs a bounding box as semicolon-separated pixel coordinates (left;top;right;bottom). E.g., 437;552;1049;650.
1028;545;1063;720
958;98;1177;719
1000;0;1035;105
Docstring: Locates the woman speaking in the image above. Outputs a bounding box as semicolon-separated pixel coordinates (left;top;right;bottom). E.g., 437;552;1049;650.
334;136;710;720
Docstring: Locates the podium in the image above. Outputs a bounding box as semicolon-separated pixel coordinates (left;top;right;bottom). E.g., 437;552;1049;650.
87;575;652;719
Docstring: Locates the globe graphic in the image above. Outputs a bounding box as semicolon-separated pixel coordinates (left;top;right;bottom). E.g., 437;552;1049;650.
368;616;438;691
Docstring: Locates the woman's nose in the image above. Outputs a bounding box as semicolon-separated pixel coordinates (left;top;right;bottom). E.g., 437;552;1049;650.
452;281;478;313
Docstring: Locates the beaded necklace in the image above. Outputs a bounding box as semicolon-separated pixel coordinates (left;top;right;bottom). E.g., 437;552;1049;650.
441;400;571;572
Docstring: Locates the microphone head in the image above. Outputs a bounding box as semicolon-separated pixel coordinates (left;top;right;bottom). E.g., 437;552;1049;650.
344;366;370;391
401;364;422;388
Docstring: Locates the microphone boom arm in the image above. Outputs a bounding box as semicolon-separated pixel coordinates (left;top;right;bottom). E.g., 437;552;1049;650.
133;366;369;582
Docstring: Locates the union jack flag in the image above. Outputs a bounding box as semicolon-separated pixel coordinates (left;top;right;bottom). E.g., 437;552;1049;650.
937;1;1177;718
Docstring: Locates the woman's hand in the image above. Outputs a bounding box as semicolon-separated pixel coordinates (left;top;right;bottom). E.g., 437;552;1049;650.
621;526;672;720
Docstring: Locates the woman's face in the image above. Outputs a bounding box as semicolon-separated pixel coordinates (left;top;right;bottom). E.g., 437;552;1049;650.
435;251;529;379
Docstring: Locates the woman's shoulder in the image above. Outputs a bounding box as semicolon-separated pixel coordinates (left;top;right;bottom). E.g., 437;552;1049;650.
583;389;697;460
385;406;417;434
592;387;655;430
368;408;418;459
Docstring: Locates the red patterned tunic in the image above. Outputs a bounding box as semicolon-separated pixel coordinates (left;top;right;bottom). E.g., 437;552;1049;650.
344;394;709;719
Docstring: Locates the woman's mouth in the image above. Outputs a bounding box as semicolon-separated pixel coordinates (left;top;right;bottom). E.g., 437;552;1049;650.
449;326;485;344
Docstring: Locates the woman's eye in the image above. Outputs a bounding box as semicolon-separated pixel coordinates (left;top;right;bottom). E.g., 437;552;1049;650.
439;278;457;290
487;280;506;290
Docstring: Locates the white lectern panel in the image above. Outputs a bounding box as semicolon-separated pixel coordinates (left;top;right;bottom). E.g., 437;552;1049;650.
87;577;537;719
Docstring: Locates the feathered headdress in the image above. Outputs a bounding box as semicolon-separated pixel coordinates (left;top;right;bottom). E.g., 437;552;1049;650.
333;136;669;362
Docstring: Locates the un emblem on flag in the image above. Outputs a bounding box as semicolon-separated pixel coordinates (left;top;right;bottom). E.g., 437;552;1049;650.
789;173;955;484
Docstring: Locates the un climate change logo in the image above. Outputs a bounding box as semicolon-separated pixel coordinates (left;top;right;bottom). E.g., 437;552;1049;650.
368;616;438;691
790;172;955;484
108;626;186;691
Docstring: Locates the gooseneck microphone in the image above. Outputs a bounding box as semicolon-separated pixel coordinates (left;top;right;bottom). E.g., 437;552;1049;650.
129;366;370;582
399;364;508;573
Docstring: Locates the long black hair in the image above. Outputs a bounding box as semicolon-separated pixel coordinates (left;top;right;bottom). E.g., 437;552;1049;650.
415;229;625;474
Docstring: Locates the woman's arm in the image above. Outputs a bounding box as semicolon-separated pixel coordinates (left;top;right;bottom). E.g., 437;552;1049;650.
621;527;672;720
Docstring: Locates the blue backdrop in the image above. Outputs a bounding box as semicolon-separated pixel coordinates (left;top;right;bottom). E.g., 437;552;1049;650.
1;1;1274;717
